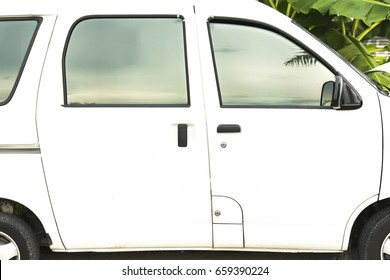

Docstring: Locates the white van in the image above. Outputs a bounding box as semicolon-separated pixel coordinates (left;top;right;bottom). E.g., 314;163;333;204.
0;0;389;260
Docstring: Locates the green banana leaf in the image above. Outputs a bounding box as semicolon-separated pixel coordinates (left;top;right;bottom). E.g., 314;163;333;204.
289;0;390;25
331;0;389;25
339;38;378;71
322;30;378;71
259;0;390;88
288;0;336;15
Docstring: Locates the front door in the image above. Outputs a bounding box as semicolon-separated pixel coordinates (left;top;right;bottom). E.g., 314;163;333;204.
200;17;382;250
37;10;212;249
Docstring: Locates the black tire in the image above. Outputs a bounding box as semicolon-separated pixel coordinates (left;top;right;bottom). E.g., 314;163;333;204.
0;212;39;260
358;207;390;260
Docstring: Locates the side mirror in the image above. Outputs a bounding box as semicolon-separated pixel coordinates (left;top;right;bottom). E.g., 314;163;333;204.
321;76;362;110
321;81;334;107
332;75;343;109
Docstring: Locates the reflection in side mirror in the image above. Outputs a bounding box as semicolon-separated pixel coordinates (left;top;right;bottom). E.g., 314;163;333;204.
321;81;334;107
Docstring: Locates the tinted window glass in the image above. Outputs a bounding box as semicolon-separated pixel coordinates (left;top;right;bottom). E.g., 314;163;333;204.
0;20;38;104
210;23;335;107
65;17;189;106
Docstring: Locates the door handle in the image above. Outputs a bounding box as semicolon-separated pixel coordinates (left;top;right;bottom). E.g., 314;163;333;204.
178;124;188;147
217;124;241;133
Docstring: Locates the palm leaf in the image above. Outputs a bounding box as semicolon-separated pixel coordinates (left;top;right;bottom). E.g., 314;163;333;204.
284;51;317;67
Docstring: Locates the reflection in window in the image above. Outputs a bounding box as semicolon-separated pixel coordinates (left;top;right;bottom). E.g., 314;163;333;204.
64;17;189;106
210;23;335;107
0;20;38;104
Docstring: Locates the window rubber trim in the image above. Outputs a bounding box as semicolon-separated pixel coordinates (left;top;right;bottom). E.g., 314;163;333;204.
62;15;191;108
207;17;340;110
0;17;42;106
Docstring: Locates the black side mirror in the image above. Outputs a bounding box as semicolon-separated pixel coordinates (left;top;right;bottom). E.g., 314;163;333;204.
332;76;343;109
321;76;362;110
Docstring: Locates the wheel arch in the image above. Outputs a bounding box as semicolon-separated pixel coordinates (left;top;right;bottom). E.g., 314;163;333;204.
0;197;52;247
343;196;390;252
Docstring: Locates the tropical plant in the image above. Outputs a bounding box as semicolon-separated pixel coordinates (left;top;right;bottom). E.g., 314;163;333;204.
259;0;390;72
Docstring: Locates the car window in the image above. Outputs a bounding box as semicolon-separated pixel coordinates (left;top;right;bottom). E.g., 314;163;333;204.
0;19;39;105
64;17;189;106
209;22;335;108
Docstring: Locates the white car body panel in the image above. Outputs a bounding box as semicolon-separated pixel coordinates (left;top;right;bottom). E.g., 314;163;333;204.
378;93;390;200
196;2;382;250
0;153;64;249
37;4;213;250
367;62;390;74
341;195;378;250
0;15;64;249
0;0;388;254
0;15;56;144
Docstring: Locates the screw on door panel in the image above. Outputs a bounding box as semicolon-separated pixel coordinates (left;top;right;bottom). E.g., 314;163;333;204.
220;142;227;148
214;210;221;217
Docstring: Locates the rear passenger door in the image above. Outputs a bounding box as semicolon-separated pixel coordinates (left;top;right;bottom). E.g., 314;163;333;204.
37;8;212;249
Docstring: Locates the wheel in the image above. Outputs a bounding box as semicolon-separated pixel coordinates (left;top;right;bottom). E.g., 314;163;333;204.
0;212;39;260
358;207;390;260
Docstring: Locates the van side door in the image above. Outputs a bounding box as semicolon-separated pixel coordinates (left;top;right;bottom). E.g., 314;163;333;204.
197;10;382;250
37;7;212;249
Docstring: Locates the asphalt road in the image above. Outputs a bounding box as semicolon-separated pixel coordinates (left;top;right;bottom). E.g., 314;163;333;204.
40;247;354;260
